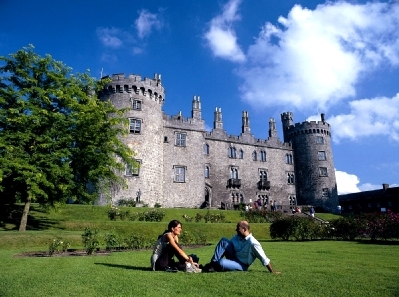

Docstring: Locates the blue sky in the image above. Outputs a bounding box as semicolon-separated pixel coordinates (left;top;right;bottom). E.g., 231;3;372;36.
1;0;398;194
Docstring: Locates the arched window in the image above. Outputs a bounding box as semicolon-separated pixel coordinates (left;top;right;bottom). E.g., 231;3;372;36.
239;149;244;159
287;173;295;184
252;151;257;161
204;166;210;178
260;150;266;162
228;147;236;158
204;144;209;155
230;167;238;179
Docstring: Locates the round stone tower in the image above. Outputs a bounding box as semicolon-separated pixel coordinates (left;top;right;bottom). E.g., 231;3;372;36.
281;112;338;210
100;73;165;205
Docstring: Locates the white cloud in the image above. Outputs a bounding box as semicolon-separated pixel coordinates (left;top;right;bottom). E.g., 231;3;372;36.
135;9;163;39
237;2;399;111
96;27;123;48
336;170;360;195
326;94;399;143
358;183;383;192
336;170;399;195
204;0;246;62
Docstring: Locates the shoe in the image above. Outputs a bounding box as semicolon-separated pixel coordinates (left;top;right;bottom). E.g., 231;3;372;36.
202;262;216;273
185;263;202;273
165;266;179;273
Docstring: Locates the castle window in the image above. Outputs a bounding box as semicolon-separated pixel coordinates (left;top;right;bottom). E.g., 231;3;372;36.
164;136;168;143
174;166;186;182
318;151;327;161
175;132;186;147
260;151;266;162
204;144;209;155
205;166;210;178
230;167;239;179
239;149;244;159
287;173;295;184
116;85;121;93
289;196;296;206
259;170;268;182
228;147;236;158
129;118;141;134
132;99;142;110
252;151;257;161
322;188;329;197
286;154;293;164
124;85;129;93
319;167;328;176
126;160;141;176
316;136;324;144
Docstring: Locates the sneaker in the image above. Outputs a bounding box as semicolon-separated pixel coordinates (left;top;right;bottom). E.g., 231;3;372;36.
165;266;179;273
185;263;202;273
202;262;216;273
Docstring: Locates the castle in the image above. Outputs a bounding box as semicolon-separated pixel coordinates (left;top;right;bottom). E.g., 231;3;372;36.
99;73;338;211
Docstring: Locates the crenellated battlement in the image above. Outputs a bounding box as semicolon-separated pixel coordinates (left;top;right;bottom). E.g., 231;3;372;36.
100;73;165;104
285;120;331;140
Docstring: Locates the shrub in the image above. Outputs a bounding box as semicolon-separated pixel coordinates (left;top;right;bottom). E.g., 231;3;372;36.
154;202;162;208
129;212;139;221
81;228;101;255
119;210;130;221
117;198;136;207
182;214;193;222
204;211;225;223
124;233;151;249
104;232;121;251
270;216;324;241
179;231;208;246
107;206;120;220
329;216;365;240
241;209;283;223
195;213;203;222
48;237;70;256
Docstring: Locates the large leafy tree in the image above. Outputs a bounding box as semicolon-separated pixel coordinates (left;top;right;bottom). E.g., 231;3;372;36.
0;45;137;231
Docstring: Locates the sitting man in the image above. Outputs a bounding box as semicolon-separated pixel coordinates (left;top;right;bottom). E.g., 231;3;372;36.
202;220;280;273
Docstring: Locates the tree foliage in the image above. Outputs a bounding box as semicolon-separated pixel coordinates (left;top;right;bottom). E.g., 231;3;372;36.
0;45;137;231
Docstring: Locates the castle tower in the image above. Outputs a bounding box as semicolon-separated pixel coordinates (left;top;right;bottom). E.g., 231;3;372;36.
241;111;250;134
268;118;277;138
281;112;338;210
191;95;202;120
99;73;165;205
214;107;223;130
281;112;293;142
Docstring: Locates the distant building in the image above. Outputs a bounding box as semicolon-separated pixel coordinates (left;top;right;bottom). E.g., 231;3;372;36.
339;184;399;214
98;73;338;211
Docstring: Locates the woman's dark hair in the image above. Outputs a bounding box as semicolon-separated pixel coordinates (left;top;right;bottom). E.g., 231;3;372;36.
167;220;182;231
160;220;182;237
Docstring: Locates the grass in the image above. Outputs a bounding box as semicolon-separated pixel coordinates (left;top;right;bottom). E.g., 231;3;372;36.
1;204;399;297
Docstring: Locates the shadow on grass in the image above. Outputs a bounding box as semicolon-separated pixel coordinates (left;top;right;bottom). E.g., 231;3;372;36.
95;263;152;271
0;204;59;231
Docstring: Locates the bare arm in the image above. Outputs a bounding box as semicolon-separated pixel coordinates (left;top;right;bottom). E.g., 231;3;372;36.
164;233;194;264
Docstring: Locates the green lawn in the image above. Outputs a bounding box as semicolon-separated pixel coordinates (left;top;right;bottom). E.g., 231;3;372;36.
1;205;399;297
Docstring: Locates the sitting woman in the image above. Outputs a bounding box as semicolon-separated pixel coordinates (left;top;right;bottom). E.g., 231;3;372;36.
151;220;201;273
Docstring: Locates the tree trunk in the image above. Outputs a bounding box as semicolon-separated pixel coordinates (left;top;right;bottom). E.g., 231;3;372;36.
19;198;31;232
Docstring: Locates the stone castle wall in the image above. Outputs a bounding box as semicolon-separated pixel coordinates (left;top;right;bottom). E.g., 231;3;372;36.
100;73;338;211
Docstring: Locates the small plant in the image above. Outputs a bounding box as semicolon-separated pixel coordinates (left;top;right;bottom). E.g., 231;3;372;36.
195;213;203;222
117;198;136;207
48;237;70;256
82;227;101;255
154;202;162;208
124;233;151;249
104;232;121;251
107;206;120;220
182;214;193;222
